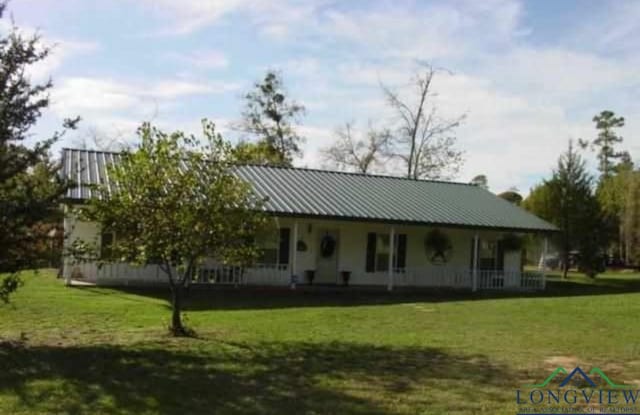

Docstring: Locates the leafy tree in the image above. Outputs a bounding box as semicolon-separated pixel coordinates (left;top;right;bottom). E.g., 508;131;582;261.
381;65;465;179
321;122;391;173
580;110;626;178
0;2;78;302
470;175;488;189
546;141;604;278
236;71;305;166
232;140;284;165
522;183;555;223
81;121;269;335
498;189;523;205
622;170;640;265
597;158;634;263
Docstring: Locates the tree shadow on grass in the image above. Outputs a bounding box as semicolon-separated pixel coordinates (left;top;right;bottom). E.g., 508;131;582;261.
96;277;640;312
0;339;519;415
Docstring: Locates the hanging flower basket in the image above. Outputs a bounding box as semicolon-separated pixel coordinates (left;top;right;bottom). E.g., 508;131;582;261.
320;235;336;258
424;229;452;264
502;233;523;251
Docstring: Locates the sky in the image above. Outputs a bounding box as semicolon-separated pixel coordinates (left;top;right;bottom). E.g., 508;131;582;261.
10;0;640;194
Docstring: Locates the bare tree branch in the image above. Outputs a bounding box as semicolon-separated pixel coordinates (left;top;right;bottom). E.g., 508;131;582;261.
381;64;465;180
321;121;391;174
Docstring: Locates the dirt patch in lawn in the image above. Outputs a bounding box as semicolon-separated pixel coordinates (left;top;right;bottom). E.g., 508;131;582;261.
543;355;581;369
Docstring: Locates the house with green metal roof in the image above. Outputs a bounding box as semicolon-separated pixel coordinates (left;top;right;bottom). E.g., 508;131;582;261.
61;148;556;291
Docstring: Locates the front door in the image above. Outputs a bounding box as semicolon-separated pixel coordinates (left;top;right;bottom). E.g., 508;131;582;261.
316;229;339;284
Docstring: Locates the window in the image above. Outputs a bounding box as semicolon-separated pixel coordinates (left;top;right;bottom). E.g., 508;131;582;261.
479;240;497;270
470;239;505;271
366;233;407;272
256;228;290;266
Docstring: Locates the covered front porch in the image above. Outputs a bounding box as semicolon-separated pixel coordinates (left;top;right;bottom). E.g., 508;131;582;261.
67;216;548;291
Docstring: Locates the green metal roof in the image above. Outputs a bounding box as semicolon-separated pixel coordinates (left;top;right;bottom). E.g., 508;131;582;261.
61;148;557;233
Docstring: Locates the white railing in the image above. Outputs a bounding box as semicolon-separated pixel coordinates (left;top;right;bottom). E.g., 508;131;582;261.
394;267;544;291
191;263;290;286
476;270;545;290
192;266;242;285
66;261;545;291
243;264;290;286
67;261;291;286
395;266;473;288
520;271;546;290
66;261;165;285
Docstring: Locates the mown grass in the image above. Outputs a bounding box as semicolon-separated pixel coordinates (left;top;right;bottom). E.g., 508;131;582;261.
2;269;640;414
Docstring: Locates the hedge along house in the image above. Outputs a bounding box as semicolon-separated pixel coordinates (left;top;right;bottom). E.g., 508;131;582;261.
61;148;557;291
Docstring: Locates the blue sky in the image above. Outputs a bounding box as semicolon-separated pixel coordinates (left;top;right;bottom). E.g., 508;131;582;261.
11;0;640;193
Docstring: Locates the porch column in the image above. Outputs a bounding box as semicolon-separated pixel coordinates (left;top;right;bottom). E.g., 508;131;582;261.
542;235;548;289
63;212;72;286
291;221;299;289
472;233;479;292
387;226;395;291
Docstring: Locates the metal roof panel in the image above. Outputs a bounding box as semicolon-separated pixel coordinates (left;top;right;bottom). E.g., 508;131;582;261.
60;148;557;232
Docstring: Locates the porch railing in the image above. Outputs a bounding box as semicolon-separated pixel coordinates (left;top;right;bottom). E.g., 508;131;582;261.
394;266;472;288
394;267;544;291
65;262;165;285
192;264;289;286
66;261;544;291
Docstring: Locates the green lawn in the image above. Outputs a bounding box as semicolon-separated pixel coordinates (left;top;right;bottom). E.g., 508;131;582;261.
2;270;640;414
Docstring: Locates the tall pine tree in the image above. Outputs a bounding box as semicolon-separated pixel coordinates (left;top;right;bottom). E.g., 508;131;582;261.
546;141;605;278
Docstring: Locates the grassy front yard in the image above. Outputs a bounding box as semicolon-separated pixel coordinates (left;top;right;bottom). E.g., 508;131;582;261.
2;270;640;414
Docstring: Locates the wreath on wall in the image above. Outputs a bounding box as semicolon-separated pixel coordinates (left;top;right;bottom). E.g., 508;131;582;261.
424;229;452;264
320;234;336;258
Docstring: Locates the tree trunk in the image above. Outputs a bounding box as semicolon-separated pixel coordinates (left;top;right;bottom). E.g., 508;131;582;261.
170;283;186;336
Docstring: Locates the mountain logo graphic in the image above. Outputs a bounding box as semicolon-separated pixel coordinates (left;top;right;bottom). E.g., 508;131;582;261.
559;367;595;387
524;366;631;389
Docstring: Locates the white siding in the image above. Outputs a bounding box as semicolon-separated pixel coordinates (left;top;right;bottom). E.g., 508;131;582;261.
63;212;530;288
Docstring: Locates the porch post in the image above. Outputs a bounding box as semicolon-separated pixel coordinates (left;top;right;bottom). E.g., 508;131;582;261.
291;221;298;289
542;235;548;289
388;226;395;291
63;211;72;286
472;233;479;292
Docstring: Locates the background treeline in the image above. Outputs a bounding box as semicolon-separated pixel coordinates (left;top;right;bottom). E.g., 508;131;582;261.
522;111;639;277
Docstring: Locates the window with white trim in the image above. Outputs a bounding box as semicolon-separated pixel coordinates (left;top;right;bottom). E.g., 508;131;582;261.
366;232;407;273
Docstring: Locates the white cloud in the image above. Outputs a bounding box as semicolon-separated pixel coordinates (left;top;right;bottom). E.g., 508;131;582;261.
166;50;229;69
150;79;238;97
318;0;522;62
140;0;254;35
52;76;238;115
480;48;640;104
260;0;639;195
28;0;638;195
577;1;640;54
7;22;100;82
52;76;240;150
139;0;324;38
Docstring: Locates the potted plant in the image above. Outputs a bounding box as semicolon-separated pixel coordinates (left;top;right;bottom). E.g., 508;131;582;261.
305;269;315;285
501;233;523;251
340;270;351;286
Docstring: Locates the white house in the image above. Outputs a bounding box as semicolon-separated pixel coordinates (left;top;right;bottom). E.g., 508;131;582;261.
60;148;556;291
